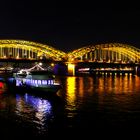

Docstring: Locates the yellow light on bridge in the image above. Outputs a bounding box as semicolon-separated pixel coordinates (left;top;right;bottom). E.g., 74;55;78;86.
67;63;75;75
68;63;74;69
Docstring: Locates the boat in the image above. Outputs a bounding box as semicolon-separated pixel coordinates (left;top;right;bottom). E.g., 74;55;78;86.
13;70;62;94
13;69;32;78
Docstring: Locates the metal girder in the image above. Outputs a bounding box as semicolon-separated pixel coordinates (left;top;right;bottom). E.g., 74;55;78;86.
68;43;140;62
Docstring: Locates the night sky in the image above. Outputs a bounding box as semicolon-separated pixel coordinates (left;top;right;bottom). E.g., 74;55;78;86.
0;1;140;52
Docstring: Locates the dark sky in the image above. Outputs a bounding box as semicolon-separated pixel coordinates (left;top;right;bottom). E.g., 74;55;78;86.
0;1;140;52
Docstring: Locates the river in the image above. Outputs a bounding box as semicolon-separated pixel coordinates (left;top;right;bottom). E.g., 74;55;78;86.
0;75;140;139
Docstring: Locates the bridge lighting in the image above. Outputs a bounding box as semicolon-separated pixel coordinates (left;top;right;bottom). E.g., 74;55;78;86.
68;43;140;63
68;63;75;69
0;40;66;61
0;40;140;63
67;63;75;75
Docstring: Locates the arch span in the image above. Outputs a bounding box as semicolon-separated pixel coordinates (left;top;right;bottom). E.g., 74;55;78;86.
0;40;66;61
67;43;140;62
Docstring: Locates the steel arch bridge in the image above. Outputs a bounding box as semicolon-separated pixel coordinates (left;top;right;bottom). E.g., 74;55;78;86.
0;40;66;61
67;43;140;63
0;40;140;63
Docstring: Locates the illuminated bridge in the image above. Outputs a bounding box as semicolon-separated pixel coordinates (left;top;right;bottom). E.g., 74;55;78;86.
68;43;140;63
0;40;140;75
0;40;140;63
0;40;66;61
67;43;140;75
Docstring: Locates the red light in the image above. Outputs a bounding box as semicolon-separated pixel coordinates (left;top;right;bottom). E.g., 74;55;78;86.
0;82;4;94
0;82;4;88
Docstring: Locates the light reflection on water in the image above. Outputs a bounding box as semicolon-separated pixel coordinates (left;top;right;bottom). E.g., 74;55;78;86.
0;75;140;137
63;75;140;96
15;93;53;132
61;75;140;124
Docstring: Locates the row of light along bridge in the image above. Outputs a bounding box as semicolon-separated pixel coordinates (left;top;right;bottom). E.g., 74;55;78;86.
0;39;140;76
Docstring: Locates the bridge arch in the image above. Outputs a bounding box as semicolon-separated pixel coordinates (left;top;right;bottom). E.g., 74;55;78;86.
0;40;66;61
67;43;140;63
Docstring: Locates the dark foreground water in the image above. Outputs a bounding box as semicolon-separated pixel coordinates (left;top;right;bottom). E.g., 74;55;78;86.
0;75;140;139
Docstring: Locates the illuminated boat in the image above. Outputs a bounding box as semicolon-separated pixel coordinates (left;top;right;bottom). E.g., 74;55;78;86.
13;69;32;78
14;71;62;94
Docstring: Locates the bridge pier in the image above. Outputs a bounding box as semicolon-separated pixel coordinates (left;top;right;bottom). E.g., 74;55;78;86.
53;62;68;75
67;63;76;76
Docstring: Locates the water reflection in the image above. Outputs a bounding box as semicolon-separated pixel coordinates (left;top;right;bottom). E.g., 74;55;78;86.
95;75;138;94
1;75;140;136
65;77;76;117
65;76;94;101
62;75;140;116
15;93;53;131
65;76;95;118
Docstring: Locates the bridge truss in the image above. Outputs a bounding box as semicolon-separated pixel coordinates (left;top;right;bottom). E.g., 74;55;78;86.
0;40;66;61
0;40;140;63
67;43;140;63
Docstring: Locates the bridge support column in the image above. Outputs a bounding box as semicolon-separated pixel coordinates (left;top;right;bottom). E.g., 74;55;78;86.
29;49;31;58
94;50;97;60
0;47;2;58
67;63;75;75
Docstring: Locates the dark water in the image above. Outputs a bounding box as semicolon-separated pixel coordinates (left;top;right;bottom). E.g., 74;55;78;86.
0;75;140;138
